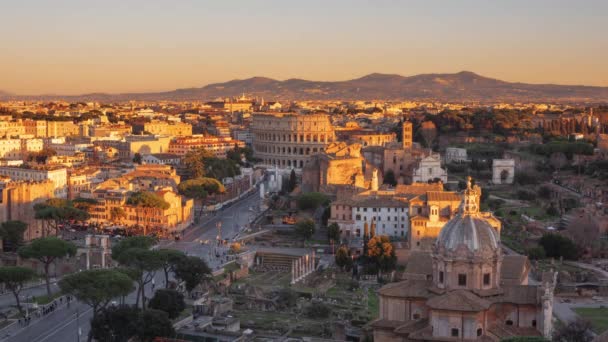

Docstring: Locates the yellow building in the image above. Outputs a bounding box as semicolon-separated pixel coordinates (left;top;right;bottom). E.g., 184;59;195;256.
137;121;193;137
86;188;193;236
0;179;55;240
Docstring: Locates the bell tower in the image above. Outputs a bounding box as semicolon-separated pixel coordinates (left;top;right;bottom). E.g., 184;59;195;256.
402;120;413;149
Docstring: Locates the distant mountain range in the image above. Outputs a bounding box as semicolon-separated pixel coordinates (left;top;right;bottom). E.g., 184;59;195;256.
3;71;608;103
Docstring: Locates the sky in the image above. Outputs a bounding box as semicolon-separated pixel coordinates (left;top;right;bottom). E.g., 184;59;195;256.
1;0;607;95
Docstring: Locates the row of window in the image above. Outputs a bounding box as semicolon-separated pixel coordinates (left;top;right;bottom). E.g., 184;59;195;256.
355;207;406;213
354;215;406;222
437;272;491;286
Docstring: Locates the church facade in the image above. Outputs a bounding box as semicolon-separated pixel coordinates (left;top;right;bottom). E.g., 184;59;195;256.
371;178;556;341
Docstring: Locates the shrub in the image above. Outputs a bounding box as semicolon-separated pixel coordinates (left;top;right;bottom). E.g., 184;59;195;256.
295;219;315;239
297;192;329;210
517;190;536;201
539;233;579;260
526;247;546;260
537;186;552;199
515;172;541;185
305;302;331;319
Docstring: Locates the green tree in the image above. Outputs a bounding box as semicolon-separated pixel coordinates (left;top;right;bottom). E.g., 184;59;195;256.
132;153;142;164
538;186;552;199
173;256;211;292
183;147;214;178
538;234;579;260
0;220;27;252
59;269;134;342
276;288;298;309
204;158;241;180
327;222;341;242
297;192;329;210
148;289;186;319
367;235;397;276
157;249;186;288
126;191;170;210
552;318;594;342
295;219;315;239
34;199;89;236
91;305;138;342
383;170;397;186
526;246;546;260
178;177;225;200
0;266;36;316
335;245;352;271
114;248;163;309
135;309;176;342
110;207;127;223
18;237;77;296
304;302;331;319
287;169;298;192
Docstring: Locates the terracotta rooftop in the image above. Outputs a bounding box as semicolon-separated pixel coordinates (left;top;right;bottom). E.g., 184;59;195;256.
501;255;529;282
426;290;491;312
427;191;461;202
378;279;433;299
405;251;433;276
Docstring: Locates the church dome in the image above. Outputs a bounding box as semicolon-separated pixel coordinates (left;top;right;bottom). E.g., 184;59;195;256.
436;213;500;253
435;177;500;254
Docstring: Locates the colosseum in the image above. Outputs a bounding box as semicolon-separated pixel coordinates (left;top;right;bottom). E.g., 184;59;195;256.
251;112;336;169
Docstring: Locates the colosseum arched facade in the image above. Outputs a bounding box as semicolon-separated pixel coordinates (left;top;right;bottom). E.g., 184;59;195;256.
251;113;336;169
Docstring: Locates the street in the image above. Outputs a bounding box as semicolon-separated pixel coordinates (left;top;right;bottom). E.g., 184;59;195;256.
0;186;265;342
159;189;264;270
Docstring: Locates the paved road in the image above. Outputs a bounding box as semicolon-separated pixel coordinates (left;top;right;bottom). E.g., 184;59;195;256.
2;185;265;342
160;189;264;270
3;271;166;342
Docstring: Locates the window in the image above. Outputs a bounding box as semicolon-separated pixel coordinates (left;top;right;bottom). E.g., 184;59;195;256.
505;320;513;326
532;320;537;327
483;273;491;286
477;328;483;337
439;271;444;283
451;328;459;337
413;313;420;320
458;274;467;286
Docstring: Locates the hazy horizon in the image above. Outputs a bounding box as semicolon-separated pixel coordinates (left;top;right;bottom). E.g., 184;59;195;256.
2;0;607;95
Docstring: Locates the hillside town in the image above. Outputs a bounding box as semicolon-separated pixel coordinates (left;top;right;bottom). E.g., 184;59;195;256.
0;96;605;342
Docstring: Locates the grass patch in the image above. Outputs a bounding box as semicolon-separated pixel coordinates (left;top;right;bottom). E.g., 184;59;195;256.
573;307;608;334
33;292;62;305
368;289;379;319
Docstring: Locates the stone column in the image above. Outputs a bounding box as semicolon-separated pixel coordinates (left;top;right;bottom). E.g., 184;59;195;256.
291;260;295;284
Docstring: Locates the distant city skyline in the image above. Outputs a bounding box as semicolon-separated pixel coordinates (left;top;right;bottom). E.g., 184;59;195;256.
1;0;607;95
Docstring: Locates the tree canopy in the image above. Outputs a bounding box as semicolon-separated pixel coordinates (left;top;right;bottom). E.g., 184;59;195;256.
18;237;77;295
126;191;170;210
91;305;139;342
156;249;186;288
295;219;316;239
0;266;36;315
173;256;211;292
148;289;186;319
297;192;329;210
178;177;225;200
34;198;89;236
367;235;397;275
0;220;27;252
59;269;133;318
538;234;579;260
135;309;176;342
